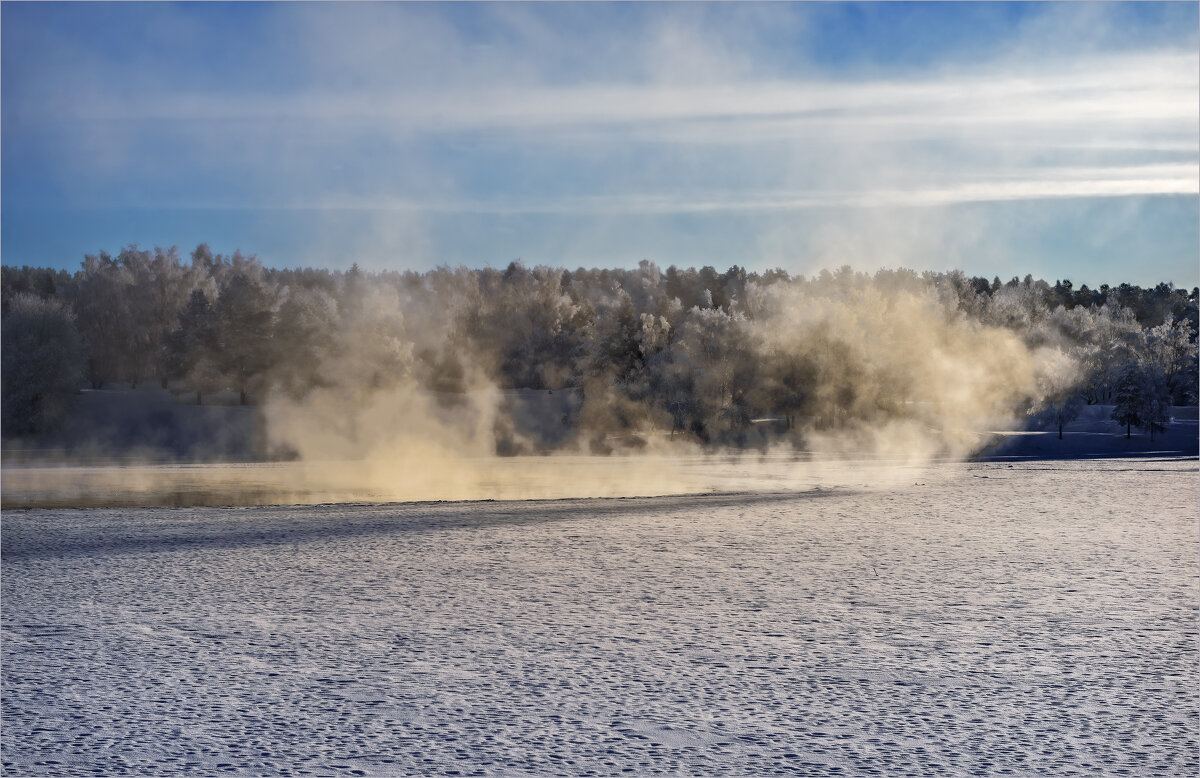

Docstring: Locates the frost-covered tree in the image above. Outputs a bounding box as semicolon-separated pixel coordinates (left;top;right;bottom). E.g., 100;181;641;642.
115;245;200;388
465;262;585;390
73;251;133;388
115;246;159;387
165;290;223;404
5;250;1199;455
582;286;641;381
1;266;74;315
760;349;817;431
1048;393;1085;440
2;294;85;436
215;270;278;405
672;306;755;441
269;285;339;399
1140;317;1197;405
1137;368;1172;441
147;247;203;388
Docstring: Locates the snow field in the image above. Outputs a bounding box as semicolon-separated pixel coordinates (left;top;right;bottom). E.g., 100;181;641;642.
2;457;1197;775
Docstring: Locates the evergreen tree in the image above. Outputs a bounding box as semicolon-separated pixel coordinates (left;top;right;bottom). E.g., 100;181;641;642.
1110;363;1143;439
1138;368;1171;441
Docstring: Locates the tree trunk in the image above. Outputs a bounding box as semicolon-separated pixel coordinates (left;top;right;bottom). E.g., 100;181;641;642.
1126;422;1130;439
196;391;202;406
240;388;247;406
161;376;169;390
1058;422;1063;440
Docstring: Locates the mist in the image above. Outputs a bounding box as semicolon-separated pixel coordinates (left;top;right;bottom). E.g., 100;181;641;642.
3;249;1196;507
218;266;1130;503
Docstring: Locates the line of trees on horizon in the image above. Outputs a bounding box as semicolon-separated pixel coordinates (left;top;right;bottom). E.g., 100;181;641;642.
2;245;1197;448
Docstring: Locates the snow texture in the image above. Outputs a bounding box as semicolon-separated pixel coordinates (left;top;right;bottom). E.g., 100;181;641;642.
3;458;1197;775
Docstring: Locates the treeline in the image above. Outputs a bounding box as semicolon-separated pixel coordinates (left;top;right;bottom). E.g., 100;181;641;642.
2;244;1197;447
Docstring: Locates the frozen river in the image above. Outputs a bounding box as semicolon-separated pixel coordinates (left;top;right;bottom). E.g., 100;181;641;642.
3;457;1197;775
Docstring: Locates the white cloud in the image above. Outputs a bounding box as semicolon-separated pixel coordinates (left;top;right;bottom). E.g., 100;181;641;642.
75;51;1196;134
7;1;1195;280
48;46;1195;214
256;162;1195;216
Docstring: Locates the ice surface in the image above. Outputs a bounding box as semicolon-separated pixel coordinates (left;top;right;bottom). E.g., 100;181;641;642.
3;458;1197;775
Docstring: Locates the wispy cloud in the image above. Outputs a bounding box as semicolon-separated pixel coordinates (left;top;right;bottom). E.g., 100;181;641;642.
2;1;1197;282
56;52;1197;132
185;162;1191;216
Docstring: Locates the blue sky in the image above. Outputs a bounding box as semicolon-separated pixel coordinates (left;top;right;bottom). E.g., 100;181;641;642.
3;1;1197;286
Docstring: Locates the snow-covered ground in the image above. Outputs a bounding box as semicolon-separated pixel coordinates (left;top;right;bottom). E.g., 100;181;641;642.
3;457;1197;775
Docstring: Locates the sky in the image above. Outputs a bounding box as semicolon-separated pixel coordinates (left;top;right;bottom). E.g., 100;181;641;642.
2;1;1198;287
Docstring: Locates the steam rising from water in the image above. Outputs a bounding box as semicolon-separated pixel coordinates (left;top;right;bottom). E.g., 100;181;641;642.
2;454;973;509
1;271;1083;508
241;274;1069;505
753;281;1047;461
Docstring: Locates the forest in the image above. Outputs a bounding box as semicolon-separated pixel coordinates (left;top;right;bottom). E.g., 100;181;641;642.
2;245;1197;455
